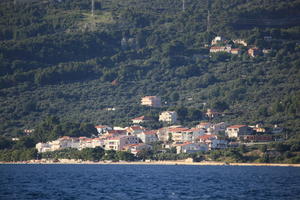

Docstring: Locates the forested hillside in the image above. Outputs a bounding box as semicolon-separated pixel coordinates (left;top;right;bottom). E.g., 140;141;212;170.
0;0;299;138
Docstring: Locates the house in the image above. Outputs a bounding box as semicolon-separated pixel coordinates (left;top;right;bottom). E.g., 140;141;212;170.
157;127;171;142
211;36;224;45
141;96;161;107
226;125;253;138
242;135;273;142
197;122;211;129
136;130;158;144
24;129;34;135
104;130;126;137
124;143;152;155
209;46;231;53
126;126;146;135
189;128;206;139
210;122;227;134
230;48;241;55
36;136;81;153
159;111;178;124
233;39;248;46
174;142;208;154
95;125;112;134
206;109;220;119
36;143;52;153
131;116;152;124
262;49;272;54
248;47;261;57
104;135;140;151
197;135;227;150
168;127;191;142
79;138;104;149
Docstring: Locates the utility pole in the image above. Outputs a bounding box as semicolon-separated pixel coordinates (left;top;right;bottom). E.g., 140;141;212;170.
182;0;185;12
91;0;95;16
207;9;210;32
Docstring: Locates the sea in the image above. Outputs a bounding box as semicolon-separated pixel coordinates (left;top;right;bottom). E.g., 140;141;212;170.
0;164;299;200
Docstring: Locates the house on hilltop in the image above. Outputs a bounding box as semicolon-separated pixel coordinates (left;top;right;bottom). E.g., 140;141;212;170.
141;96;161;107
226;125;253;138
131;116;152;124
159;111;178;124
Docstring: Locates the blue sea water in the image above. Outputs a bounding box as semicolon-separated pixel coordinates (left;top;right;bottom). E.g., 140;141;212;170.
0;164;300;200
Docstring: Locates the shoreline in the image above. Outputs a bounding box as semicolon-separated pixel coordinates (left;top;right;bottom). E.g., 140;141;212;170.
1;160;300;167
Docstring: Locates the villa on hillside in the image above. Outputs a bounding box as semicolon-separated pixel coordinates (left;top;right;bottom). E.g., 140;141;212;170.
174;142;208;154
131;116;152;124
104;135;140;151
159;111;178;124
141;96;161;107
136;130;158;144
226;125;253;138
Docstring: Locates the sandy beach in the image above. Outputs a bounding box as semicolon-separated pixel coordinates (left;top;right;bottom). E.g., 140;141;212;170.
1;159;300;167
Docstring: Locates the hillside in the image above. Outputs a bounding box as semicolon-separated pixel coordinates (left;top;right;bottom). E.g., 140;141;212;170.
0;0;299;138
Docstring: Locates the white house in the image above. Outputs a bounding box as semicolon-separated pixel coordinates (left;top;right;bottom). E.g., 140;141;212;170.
126;126;146;135
175;142;208;154
131;116;152;124
211;36;224;45
226;125;253;138
197;122;211;129
95;125;112;134
124;143;152;155
141;96;161;107
104;135;140;151
36;143;52;153
159;111;178;124
136;130;158;144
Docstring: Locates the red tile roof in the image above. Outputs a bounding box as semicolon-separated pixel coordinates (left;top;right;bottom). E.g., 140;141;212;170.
227;125;247;129
95;125;109;129
198;134;218;140
175;142;192;146
142;130;157;135
168;127;190;132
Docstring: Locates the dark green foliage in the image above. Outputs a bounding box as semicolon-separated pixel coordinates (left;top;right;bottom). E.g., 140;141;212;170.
0;0;299;145
0;148;37;162
32;116;97;142
0;136;13;150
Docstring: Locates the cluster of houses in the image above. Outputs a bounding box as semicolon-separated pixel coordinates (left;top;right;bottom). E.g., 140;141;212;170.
209;36;272;57
35;96;280;155
35;121;276;155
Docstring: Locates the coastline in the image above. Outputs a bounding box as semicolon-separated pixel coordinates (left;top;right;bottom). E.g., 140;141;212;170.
1;160;300;167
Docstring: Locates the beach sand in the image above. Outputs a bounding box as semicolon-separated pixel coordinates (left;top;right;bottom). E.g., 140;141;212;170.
1;160;300;167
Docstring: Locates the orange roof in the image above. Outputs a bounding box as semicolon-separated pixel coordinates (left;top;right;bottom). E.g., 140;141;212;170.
59;136;71;140
198;134;217;140
132;116;152;121
107;130;125;135
199;122;210;125
142;130;157;135
95;125;109;129
168;127;190;132
127;126;145;131
227;125;247;129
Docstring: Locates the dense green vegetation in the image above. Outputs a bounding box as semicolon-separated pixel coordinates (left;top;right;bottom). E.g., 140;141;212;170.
0;0;299;156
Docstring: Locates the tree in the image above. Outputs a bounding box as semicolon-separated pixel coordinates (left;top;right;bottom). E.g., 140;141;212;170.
0;136;13;150
116;151;135;161
14;137;36;149
103;150;118;161
136;149;153;161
